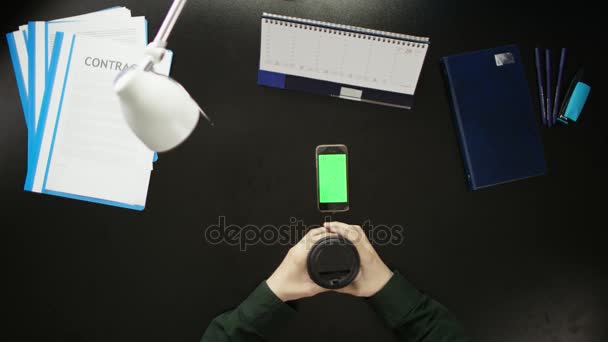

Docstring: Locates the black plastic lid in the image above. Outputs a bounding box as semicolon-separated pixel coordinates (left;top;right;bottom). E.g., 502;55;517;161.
307;236;360;289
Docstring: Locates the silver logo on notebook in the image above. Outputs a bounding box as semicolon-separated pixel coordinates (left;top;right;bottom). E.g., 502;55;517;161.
495;52;515;66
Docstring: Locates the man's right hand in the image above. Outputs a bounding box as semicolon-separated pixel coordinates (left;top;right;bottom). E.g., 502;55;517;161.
324;221;394;298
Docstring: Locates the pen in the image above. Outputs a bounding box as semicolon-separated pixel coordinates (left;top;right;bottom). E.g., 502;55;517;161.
535;48;546;126
553;48;567;124
545;49;552;127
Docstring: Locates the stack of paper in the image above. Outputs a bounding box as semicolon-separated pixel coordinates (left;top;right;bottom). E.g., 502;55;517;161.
6;7;173;210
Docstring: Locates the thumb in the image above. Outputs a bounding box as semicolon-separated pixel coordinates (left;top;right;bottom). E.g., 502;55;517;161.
324;222;366;250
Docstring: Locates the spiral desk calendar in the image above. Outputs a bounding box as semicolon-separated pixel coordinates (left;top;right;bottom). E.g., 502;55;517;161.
258;13;430;109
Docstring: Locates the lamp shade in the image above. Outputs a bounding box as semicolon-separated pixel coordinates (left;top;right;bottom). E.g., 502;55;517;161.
114;68;200;152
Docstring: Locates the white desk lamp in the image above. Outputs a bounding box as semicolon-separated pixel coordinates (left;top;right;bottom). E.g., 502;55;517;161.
114;0;212;152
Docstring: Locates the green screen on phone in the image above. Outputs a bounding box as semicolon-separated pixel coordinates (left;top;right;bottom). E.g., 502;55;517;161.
318;154;348;203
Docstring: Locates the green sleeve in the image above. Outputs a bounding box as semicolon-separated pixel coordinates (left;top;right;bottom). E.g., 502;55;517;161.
201;281;296;342
367;272;470;342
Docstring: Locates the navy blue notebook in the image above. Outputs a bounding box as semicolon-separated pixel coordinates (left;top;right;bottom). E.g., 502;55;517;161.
441;45;546;190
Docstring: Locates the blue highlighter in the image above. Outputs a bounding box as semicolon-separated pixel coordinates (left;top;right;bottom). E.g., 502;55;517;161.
558;69;591;124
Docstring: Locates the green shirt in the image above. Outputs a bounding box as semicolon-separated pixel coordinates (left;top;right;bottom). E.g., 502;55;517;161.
201;272;470;342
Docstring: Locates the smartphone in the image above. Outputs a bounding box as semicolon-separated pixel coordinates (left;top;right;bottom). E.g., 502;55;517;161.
316;144;349;212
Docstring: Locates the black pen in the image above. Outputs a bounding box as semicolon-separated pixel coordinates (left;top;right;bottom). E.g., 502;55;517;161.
534;48;546;126
545;49;552;127
553;48;566;124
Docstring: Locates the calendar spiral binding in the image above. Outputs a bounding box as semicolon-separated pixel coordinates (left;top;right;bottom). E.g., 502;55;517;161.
262;12;430;48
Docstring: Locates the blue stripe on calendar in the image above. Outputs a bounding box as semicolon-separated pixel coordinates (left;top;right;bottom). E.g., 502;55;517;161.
257;70;414;109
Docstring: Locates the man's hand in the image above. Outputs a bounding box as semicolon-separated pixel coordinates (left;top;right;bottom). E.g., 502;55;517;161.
324;221;394;298
266;227;336;302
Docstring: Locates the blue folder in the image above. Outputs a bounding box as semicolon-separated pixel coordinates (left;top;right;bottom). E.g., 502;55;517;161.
6;11;159;210
441;45;546;190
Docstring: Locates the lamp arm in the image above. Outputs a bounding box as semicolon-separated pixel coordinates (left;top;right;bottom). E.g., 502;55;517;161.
153;0;189;47
140;0;188;70
136;0;213;125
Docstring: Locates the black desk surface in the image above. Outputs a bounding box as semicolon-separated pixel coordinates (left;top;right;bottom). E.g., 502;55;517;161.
1;1;607;341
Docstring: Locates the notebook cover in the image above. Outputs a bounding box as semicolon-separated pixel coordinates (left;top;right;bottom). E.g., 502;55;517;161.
441;45;546;190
